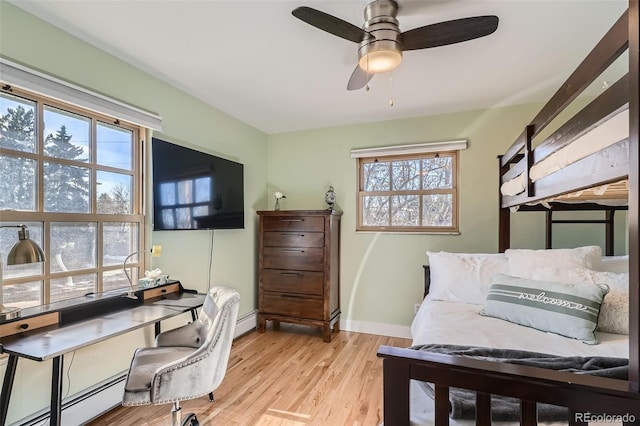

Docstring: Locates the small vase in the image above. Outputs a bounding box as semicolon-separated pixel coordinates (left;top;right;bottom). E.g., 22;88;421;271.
274;199;281;211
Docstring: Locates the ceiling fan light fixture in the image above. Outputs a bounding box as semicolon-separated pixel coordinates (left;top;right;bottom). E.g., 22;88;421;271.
358;41;402;74
292;0;499;90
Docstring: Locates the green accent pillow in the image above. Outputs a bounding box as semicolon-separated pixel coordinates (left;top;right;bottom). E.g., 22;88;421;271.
480;274;609;344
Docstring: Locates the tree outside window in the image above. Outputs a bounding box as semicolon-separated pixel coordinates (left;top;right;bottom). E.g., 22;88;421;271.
357;152;459;232
0;88;143;308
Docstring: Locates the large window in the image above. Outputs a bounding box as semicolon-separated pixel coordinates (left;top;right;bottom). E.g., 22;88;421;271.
0;87;144;308
356;151;459;232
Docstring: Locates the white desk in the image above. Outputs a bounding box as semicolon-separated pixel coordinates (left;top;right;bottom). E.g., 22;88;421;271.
0;286;204;426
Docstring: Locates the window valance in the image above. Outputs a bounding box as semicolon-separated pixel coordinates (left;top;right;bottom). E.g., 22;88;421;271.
0;58;163;130
350;140;467;158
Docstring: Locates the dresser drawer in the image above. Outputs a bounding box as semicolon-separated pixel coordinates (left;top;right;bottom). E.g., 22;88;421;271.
263;231;324;248
263;247;324;271
262;215;324;232
261;292;324;320
261;269;324;295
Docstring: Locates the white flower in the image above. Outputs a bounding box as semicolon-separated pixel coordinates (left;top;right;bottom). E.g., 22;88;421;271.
273;191;286;200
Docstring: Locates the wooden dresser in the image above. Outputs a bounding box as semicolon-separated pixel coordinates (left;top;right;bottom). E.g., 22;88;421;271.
257;209;341;342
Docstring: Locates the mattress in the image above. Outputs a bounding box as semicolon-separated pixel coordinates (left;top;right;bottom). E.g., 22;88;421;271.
406;298;629;426
500;109;629;197
531;180;628;208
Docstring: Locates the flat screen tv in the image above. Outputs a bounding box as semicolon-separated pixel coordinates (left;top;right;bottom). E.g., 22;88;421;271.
152;138;244;230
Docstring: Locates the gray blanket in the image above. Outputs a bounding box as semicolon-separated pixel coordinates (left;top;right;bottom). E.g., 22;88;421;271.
409;344;628;422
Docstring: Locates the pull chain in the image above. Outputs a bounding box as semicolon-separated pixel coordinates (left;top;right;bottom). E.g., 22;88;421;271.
388;73;394;107
365;54;370;91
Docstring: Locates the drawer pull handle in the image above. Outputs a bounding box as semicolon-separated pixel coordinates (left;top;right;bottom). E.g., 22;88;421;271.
281;219;304;222
281;272;303;277
281;295;305;300
282;249;304;253
20;324;29;330
283;233;305;237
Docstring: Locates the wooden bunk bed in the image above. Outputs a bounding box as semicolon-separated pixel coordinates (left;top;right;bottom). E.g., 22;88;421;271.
504;198;627;256
377;2;640;425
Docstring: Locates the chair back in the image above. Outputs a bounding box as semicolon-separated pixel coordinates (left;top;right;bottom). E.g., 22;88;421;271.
150;286;240;402
197;286;241;390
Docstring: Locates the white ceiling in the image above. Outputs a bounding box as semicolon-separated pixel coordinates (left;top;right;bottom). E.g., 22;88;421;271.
8;0;628;134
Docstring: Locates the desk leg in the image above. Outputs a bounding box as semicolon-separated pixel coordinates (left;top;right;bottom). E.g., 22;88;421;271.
0;354;18;426
50;355;64;426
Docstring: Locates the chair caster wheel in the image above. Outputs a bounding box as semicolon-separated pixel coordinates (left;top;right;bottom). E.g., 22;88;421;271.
181;413;199;426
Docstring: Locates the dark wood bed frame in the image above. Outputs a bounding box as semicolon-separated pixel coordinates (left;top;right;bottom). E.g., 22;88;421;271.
377;2;640;425
513;203;627;256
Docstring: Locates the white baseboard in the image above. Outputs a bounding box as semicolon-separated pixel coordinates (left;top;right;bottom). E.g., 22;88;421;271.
234;311;411;339
340;319;412;339
235;309;257;337
233;310;410;339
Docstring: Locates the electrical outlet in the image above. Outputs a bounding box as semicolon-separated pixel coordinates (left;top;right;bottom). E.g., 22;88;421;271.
414;303;421;314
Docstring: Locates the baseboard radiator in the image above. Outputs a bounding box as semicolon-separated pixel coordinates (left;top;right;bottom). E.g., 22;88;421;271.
12;310;258;426
14;374;127;426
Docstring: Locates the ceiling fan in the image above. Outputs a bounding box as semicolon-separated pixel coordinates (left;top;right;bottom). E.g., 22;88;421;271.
292;0;499;90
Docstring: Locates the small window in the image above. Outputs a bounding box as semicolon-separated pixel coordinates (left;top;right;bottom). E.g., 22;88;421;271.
356;151;459;232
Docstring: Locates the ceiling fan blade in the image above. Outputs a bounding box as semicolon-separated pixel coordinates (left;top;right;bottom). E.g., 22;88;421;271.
401;16;499;51
347;65;374;91
292;6;371;44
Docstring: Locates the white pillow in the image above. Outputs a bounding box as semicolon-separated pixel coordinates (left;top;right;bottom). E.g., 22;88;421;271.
598;290;629;335
558;268;629;335
505;246;602;282
426;251;508;305
596;255;629;273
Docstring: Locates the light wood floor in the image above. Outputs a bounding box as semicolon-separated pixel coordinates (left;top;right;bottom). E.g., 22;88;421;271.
88;324;411;426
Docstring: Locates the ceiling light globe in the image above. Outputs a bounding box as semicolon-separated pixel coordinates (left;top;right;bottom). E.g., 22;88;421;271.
359;50;402;73
357;38;403;74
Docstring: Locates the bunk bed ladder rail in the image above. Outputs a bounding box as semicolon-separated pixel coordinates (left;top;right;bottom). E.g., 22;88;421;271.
377;345;640;426
524;125;535;198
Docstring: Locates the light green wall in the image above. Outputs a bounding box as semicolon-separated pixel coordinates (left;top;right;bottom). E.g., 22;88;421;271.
0;1;628;423
1;2;267;423
266;106;532;326
266;104;628;327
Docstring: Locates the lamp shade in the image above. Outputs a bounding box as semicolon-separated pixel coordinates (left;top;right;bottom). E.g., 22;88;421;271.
7;226;45;265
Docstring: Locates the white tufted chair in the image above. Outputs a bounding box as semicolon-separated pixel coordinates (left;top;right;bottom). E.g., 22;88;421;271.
122;286;240;426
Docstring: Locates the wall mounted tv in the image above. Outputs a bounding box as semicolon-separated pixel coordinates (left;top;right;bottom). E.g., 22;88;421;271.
152;137;244;230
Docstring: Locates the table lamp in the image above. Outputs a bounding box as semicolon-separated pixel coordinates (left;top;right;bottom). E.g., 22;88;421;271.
123;245;162;299
0;224;46;321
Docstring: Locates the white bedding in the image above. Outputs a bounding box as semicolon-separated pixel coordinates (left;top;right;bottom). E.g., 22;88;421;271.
500;109;629;197
406;298;629;425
